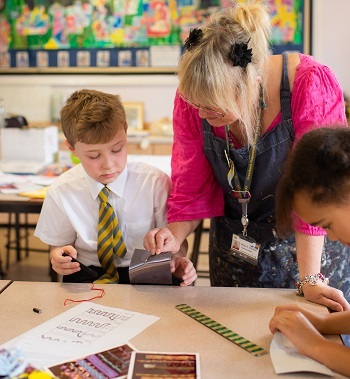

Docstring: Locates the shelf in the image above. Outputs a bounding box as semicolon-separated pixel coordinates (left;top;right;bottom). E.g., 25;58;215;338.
0;67;178;75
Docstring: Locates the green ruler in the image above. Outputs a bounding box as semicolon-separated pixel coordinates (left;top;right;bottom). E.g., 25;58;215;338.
176;304;267;357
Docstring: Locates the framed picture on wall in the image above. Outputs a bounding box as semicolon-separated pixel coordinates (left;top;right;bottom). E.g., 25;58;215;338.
124;102;144;132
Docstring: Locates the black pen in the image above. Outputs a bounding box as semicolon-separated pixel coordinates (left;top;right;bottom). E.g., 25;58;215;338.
62;252;100;278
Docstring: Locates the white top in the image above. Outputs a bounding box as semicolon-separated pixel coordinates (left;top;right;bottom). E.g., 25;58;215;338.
34;160;171;267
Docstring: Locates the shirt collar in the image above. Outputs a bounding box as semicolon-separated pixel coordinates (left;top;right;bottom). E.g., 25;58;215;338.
85;164;128;200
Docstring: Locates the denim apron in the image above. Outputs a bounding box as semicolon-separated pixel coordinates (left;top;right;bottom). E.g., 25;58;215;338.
202;53;350;303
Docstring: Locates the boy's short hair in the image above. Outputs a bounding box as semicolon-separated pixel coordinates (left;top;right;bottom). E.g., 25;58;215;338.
61;89;127;147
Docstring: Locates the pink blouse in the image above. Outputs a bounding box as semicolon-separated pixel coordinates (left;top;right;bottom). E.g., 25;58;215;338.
167;54;347;235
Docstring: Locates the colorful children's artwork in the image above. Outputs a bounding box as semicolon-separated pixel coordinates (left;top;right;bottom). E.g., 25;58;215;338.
0;0;308;68
0;0;307;51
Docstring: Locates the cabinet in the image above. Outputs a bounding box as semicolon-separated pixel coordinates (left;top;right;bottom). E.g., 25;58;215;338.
127;136;173;155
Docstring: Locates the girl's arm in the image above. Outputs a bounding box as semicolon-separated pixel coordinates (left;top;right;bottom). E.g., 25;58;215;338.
313;340;350;378
269;307;350;377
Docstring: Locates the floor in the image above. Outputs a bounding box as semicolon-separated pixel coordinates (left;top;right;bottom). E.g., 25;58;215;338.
0;218;211;286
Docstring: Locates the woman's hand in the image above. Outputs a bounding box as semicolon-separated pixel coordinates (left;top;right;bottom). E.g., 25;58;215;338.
143;227;181;255
50;245;80;276
302;283;350;312
171;256;197;286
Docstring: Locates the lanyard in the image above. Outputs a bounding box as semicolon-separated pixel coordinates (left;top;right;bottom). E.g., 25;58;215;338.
224;85;266;236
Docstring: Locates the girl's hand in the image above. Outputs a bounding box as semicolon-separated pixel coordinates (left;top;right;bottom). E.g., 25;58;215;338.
269;308;326;357
302;283;350;312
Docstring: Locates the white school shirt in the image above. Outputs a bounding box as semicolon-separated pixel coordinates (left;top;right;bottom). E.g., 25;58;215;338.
34;161;171;267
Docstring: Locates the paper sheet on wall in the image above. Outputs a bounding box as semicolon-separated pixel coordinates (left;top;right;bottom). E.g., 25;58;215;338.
1;302;159;369
270;332;333;376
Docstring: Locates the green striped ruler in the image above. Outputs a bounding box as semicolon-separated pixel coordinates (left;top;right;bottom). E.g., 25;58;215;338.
176;304;267;357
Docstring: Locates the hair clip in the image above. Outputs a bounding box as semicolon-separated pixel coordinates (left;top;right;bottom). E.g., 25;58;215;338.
183;28;203;51
230;40;252;68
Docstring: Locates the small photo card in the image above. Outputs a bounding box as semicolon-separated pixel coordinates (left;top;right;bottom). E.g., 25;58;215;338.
118;50;132;66
136;49;149;67
127;351;200;379
57;51;70;67
48;343;136;379
77;50;91;67
0;52;10;67
37;51;49;68
16;51;29;67
97;50;111;67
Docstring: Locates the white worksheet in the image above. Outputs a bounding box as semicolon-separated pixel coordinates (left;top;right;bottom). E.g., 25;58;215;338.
270;331;333;377
2;302;159;369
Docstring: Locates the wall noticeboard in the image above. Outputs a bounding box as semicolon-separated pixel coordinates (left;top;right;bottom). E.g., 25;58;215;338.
0;0;310;73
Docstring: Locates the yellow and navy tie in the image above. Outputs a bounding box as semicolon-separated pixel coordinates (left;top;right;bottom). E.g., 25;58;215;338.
95;186;127;284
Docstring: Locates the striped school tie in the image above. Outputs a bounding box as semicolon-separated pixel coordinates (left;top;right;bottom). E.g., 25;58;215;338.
95;186;127;284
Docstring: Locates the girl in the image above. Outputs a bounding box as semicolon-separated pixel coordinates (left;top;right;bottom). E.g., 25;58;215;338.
270;126;350;377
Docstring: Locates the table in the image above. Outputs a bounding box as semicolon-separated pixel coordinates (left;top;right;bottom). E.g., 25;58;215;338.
0;194;45;269
0;282;346;378
0;279;11;293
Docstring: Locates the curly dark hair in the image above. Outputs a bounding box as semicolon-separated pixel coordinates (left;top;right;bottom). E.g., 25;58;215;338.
276;126;350;237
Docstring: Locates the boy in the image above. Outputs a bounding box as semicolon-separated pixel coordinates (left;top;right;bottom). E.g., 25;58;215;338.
34;89;197;285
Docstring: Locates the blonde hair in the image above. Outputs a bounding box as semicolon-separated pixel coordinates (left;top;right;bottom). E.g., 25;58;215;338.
61;89;127;147
178;0;271;145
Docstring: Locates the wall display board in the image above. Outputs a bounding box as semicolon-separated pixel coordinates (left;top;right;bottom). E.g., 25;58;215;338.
0;0;310;73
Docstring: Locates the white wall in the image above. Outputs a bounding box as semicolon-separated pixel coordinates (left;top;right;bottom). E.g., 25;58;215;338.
0;74;179;124
312;0;350;95
1;1;350;123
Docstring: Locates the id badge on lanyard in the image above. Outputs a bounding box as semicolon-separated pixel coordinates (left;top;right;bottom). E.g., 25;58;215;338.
224;90;265;266
229;189;261;265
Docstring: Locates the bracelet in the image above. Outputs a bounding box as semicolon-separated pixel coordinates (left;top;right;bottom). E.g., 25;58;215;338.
295;273;329;296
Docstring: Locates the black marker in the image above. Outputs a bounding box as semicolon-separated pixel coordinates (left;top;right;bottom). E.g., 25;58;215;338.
62;253;100;279
33;308;42;314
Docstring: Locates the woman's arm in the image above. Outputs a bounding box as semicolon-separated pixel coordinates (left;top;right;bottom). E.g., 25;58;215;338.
295;232;350;311
167;92;225;224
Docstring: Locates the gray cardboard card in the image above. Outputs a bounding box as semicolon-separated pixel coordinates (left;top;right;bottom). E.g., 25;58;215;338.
129;249;172;285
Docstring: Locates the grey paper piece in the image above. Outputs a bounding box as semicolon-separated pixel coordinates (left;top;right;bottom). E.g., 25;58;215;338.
129;249;172;285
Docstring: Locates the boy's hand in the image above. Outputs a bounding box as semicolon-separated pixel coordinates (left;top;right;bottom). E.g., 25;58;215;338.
144;227;181;255
50;245;80;276
171;256;197;286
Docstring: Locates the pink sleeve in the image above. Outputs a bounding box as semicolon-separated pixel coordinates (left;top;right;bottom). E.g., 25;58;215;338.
291;55;348;235
167;92;224;223
292;55;347;144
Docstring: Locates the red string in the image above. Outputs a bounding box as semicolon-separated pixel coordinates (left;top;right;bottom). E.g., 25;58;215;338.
63;283;105;306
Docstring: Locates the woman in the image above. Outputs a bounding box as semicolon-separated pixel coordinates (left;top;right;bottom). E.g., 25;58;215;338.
270;127;350;377
144;1;349;310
